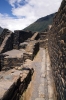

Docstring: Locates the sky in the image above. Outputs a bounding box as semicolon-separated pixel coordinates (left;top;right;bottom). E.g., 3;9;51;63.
0;0;62;31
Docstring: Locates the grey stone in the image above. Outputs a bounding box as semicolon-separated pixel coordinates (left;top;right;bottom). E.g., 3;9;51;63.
35;98;44;100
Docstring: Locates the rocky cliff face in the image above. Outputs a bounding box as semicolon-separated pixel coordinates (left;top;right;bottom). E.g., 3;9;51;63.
48;0;66;100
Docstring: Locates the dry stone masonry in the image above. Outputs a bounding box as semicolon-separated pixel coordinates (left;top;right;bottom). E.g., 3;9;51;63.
0;68;34;100
0;29;39;100
23;40;39;60
0;0;66;100
0;29;13;53
13;30;33;49
1;49;25;71
39;32;48;48
48;0;66;100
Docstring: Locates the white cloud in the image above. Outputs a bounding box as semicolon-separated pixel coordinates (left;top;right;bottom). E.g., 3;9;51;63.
12;0;62;18
0;0;62;31
0;13;34;31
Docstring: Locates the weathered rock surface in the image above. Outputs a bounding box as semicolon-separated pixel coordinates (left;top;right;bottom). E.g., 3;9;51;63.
23;40;39;60
48;0;66;100
13;30;33;49
0;29;39;100
19;42;28;49
0;29;13;53
39;32;48;48
0;68;33;100
0;0;66;100
0;49;25;71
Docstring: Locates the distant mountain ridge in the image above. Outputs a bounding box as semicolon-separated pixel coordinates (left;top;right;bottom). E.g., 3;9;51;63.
0;27;3;34
23;13;56;32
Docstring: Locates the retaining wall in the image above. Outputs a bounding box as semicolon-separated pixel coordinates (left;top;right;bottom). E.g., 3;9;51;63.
48;0;66;100
0;30;13;53
39;32;48;48
23;41;39;60
13;30;33;49
0;29;12;46
0;68;34;100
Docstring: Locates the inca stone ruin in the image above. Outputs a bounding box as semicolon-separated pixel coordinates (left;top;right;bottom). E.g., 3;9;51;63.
0;0;66;100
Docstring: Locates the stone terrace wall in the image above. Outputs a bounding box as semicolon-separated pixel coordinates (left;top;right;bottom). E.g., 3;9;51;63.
0;54;4;71
39;32;48;48
13;30;33;49
39;32;47;40
0;68;34;100
19;31;33;43
23;41;39;60
0;29;12;46
0;29;13;53
30;32;39;41
0;49;25;71
48;0;66;100
1;57;23;71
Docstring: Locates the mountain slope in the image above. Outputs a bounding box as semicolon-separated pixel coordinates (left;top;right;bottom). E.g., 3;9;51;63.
24;13;56;32
0;27;3;34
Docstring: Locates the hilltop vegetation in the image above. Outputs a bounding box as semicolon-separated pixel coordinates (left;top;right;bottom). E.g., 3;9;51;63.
23;13;55;32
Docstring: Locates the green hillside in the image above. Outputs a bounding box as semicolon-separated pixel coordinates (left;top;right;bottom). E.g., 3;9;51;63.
23;13;56;32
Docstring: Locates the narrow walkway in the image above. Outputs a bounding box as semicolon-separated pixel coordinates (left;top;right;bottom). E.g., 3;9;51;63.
31;48;57;100
21;48;57;100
